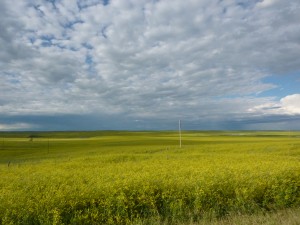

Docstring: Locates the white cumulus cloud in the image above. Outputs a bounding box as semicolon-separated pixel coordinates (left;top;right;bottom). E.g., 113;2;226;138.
280;94;300;115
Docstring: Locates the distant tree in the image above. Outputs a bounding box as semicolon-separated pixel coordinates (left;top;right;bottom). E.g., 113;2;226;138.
28;134;40;141
28;135;34;141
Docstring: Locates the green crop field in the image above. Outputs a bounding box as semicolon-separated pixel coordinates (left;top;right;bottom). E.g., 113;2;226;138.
0;131;299;224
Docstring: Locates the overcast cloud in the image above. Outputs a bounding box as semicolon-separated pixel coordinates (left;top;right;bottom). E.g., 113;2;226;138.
1;0;300;130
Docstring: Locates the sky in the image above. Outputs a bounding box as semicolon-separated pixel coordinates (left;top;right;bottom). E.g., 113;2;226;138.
1;0;300;131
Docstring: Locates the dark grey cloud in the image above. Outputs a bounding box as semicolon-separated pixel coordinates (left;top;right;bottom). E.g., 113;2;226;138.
1;0;300;130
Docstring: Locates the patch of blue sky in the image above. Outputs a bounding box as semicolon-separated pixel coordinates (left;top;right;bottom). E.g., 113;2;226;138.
62;20;84;30
213;94;244;100
45;0;58;10
8;79;21;85
40;34;55;42
77;0;109;11
85;55;96;76
29;36;36;44
60;20;83;38
85;55;93;64
82;42;93;50
45;0;56;4
235;0;261;9
3;72;21;84
258;73;300;99
103;0;109;6
51;43;69;50
41;41;52;47
33;5;45;17
98;25;110;39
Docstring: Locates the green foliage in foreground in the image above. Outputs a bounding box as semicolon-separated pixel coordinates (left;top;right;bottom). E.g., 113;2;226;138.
0;131;299;224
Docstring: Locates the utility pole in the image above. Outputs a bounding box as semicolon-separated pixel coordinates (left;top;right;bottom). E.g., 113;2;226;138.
47;138;49;154
179;120;182;148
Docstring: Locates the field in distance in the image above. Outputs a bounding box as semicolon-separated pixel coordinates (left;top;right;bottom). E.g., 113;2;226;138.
0;131;299;224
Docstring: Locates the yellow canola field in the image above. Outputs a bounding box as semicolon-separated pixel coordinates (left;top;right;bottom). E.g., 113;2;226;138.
0;131;299;224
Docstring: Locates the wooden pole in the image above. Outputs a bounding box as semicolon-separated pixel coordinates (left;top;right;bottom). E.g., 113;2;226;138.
47;138;49;154
179;120;182;148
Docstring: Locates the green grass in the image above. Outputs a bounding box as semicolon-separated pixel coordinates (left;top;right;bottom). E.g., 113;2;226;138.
0;131;299;224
